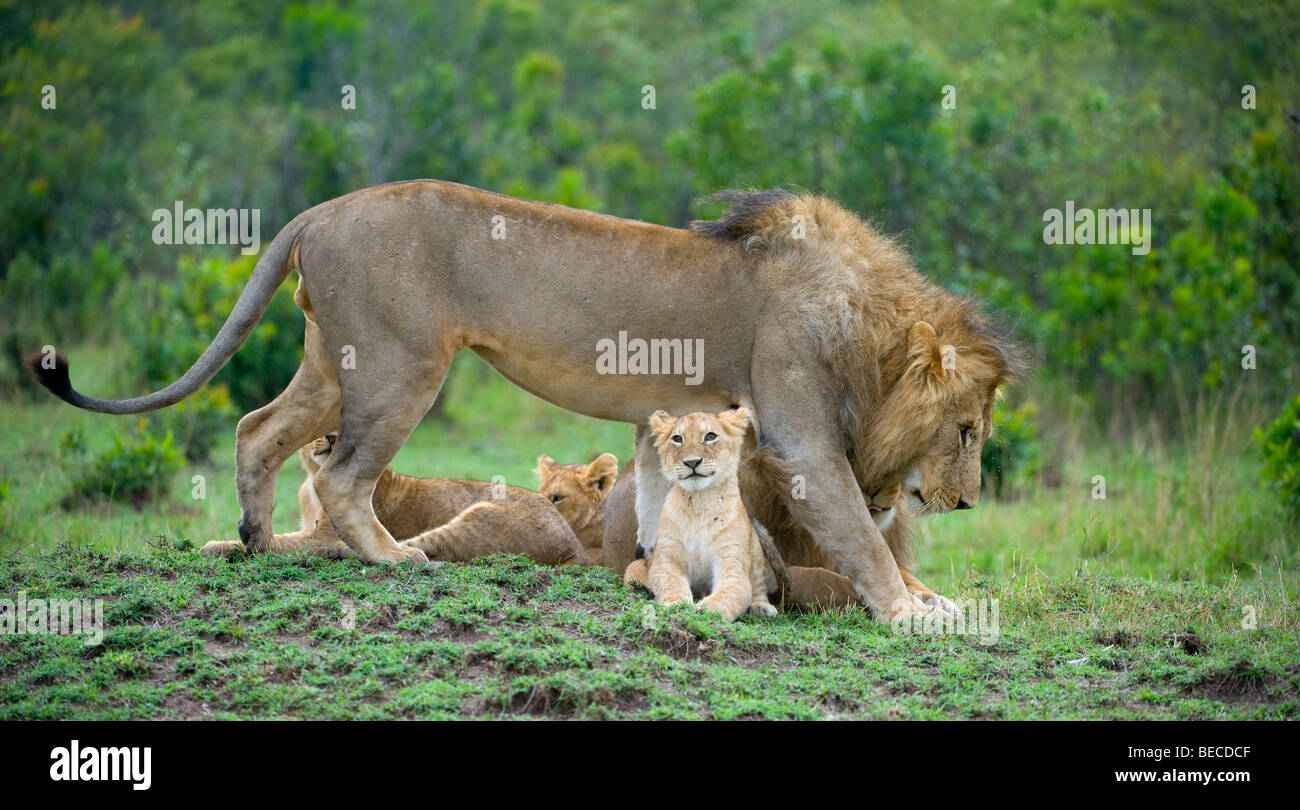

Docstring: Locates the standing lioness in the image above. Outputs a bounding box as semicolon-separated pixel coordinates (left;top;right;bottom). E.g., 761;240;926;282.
30;183;1018;623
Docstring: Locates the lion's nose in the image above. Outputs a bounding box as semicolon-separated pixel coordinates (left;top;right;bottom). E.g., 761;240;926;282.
956;498;973;509
683;458;702;469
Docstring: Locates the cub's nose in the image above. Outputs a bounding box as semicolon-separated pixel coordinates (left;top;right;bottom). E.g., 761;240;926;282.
683;458;702;469
956;498;973;509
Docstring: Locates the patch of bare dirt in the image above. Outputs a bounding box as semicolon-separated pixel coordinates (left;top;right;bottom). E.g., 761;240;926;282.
1175;630;1206;656
1182;662;1297;706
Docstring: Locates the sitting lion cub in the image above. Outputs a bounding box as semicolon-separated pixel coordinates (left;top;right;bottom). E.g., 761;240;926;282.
646;408;777;620
536;453;618;566
201;435;583;565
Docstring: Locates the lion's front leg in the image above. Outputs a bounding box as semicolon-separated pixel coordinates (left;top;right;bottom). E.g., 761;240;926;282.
647;541;692;606
632;428;670;558
750;352;933;623
788;459;922;621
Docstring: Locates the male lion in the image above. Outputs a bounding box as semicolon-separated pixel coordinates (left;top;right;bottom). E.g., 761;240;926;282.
30;183;1018;623
536;453;619;566
201;435;583;565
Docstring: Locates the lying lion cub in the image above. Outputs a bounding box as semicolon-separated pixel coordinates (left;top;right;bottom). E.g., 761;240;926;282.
536;453;618;566
201;435;583;565
645;408;778;621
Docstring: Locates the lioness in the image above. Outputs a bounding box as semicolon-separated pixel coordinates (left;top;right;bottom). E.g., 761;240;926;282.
536;453;618;566
645;408;777;620
31;183;1018;623
201;435;584;565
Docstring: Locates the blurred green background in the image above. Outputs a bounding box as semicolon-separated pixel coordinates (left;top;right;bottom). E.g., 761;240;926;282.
1;0;1297;594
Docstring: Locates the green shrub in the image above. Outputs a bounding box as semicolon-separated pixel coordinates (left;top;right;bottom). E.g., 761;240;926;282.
147;383;237;463
125;253;303;413
982;398;1041;499
0;244;128;397
1256;396;1300;516
66;430;185;509
1037;177;1259;410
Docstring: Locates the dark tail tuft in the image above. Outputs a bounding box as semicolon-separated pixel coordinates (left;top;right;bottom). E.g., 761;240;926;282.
25;350;75;402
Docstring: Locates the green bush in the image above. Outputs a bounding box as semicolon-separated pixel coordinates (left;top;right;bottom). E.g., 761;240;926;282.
0;245;129;397
66;430;185;509
1037;177;1259;410
147;384;237;464
125;254;303;413
982;398;1041;499
1256;396;1300;516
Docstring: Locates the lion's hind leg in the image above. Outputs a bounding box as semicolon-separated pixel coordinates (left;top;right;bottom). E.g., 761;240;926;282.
311;340;451;564
235;320;340;552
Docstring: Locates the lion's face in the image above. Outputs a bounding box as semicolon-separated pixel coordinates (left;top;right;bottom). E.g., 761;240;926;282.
901;386;991;515
537;453;619;531
650;408;750;491
298;433;337;476
856;319;1010;516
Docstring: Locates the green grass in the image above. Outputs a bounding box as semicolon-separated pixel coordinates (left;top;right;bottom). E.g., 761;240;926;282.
0;344;1297;718
0;543;1294;719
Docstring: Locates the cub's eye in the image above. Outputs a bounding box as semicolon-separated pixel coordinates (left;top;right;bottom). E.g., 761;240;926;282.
703;432;717;443
960;427;971;447
671;435;683;445
550;494;564;503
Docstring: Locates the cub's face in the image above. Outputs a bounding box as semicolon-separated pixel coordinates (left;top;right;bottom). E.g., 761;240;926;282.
299;434;337;476
650;408;750;491
536;453;619;531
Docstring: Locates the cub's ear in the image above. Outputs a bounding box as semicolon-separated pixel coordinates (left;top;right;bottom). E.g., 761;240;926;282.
717;406;750;436
908;321;961;380
536;454;559;478
586;452;619;492
649;410;675;443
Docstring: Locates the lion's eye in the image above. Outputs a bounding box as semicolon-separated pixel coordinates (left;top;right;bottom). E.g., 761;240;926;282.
671;435;683;444
550;494;564;503
704;432;717;442
960;427;971;447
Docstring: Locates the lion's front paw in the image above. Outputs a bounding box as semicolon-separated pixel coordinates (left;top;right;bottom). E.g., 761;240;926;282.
881;592;940;625
200;540;245;558
749;600;779;618
919;590;960;617
374;544;429;564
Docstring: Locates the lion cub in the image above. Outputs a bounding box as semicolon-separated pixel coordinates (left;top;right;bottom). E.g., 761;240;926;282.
201;435;584;565
646;408;777;620
536;453;619;566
